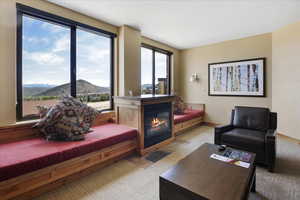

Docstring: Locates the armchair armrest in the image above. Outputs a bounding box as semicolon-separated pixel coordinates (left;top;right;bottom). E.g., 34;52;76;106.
266;129;277;138
215;124;234;134
214;124;234;145
265;129;277;172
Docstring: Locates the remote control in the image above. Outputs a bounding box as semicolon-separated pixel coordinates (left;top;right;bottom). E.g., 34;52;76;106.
218;145;226;151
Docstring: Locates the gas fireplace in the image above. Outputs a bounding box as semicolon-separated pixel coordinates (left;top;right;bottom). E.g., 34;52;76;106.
144;102;172;148
114;95;175;155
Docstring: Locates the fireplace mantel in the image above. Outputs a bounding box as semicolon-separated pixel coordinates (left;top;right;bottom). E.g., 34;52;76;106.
114;94;175;105
114;95;175;155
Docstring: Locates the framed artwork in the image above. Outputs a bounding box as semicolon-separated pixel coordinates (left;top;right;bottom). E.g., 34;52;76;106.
208;58;266;97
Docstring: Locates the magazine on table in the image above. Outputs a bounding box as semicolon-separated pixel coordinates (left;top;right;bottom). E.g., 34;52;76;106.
210;154;250;168
222;149;252;162
210;148;252;168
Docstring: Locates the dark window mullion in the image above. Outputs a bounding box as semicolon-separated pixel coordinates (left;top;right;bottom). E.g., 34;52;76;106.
16;11;23;121
70;26;76;97
152;49;156;95
110;37;114;110
16;3;116;39
167;54;171;95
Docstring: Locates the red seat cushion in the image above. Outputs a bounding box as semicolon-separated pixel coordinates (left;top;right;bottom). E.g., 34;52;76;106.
174;109;204;124
0;123;137;182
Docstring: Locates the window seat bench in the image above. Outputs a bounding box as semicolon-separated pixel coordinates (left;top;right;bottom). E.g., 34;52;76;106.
0;113;138;200
174;104;205;135
0;105;205;199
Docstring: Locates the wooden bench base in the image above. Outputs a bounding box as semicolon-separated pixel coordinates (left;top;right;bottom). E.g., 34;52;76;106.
0;139;137;200
174;103;205;135
174;116;204;135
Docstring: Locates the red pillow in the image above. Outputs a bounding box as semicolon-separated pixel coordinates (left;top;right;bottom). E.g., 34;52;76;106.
174;96;186;115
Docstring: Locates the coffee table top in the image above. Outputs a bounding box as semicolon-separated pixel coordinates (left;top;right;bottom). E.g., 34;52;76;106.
160;143;256;200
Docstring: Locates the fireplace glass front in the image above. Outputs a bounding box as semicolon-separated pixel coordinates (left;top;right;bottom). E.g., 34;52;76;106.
144;102;172;148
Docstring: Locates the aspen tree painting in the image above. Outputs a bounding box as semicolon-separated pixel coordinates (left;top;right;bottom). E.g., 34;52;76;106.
208;58;265;97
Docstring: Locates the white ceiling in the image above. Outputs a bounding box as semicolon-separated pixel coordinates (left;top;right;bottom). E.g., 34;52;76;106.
47;0;300;49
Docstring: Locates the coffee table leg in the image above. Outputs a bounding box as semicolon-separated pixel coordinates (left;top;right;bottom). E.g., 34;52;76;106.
251;171;256;192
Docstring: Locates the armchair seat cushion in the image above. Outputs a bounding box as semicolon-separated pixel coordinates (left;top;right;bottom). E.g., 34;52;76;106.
221;128;266;151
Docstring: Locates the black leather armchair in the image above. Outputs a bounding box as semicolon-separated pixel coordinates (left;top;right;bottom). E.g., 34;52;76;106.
215;106;277;172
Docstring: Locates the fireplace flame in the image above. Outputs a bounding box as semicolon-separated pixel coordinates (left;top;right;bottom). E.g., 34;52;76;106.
151;118;166;128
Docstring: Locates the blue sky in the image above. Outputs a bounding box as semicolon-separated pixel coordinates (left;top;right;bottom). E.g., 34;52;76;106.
23;15;167;88
23;15;110;87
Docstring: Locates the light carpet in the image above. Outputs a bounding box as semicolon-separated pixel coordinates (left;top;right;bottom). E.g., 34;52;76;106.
35;126;300;200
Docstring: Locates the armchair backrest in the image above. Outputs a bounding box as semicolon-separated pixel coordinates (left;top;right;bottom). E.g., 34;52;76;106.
269;112;277;130
231;106;275;131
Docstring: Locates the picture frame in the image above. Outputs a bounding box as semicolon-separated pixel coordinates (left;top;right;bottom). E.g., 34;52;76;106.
208;58;266;97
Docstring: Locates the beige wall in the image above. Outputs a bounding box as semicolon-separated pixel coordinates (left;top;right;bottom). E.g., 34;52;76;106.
272;22;300;140
179;33;273;124
118;26;141;96
0;0;16;125
0;0;180;126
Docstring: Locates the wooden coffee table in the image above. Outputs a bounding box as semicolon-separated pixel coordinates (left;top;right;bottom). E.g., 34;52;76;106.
160;143;256;200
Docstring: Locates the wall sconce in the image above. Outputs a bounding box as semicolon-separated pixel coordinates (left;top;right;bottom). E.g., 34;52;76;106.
190;73;199;82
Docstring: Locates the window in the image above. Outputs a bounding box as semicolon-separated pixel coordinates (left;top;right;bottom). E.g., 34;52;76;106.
17;4;116;121
21;16;71;118
155;52;168;94
76;29;112;110
141;47;153;94
141;44;172;95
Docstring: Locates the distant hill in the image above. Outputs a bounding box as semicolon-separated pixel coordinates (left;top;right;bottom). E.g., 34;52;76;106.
142;84;152;89
34;79;109;97
24;84;55;97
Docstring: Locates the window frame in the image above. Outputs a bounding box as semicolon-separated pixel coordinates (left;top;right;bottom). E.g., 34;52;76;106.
141;43;172;95
16;3;116;121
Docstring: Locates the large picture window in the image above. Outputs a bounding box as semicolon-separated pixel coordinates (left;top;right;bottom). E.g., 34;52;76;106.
141;44;172;95
76;29;112;110
16;4;116;121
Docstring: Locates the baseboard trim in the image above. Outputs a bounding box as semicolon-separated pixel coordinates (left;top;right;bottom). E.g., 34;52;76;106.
202;122;219;127
278;133;300;144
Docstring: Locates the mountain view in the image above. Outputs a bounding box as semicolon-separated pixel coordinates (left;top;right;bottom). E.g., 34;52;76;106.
24;81;162;97
23;85;55;97
21;16;113;116
22;80;162;117
23;80;111;116
24;79;110;97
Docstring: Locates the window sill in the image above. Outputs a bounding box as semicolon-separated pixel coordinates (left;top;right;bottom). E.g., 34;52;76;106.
0;120;38;130
1;110;115;129
16;119;40;126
